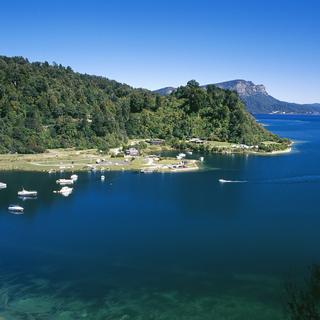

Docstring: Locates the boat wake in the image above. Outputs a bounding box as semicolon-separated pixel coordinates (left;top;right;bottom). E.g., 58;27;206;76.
219;179;247;184
219;175;320;185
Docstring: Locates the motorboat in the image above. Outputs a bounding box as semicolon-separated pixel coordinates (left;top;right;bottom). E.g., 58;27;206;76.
53;186;73;196
218;179;247;184
200;157;204;162
0;182;7;189
140;168;154;173
176;153;186;160
8;204;24;213
17;188;37;197
56;179;74;185
101;175;105;181
70;174;78;181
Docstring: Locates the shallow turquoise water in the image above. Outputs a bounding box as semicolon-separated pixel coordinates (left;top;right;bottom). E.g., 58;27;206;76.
0;115;319;319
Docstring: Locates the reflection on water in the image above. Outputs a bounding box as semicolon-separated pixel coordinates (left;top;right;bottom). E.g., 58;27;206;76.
0;115;320;319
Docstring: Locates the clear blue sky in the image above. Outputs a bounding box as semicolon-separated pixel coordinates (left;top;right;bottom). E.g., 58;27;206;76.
1;0;319;103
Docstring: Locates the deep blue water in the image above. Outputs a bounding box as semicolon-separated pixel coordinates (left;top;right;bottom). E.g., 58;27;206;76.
0;114;319;319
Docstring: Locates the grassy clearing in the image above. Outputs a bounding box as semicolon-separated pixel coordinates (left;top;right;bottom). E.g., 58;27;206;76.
188;139;292;155
0;148;199;173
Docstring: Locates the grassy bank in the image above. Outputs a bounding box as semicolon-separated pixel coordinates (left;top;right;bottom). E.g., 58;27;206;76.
0;138;292;173
173;139;292;155
0;148;199;173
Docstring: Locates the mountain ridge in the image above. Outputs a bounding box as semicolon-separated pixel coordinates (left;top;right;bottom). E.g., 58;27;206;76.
154;80;320;114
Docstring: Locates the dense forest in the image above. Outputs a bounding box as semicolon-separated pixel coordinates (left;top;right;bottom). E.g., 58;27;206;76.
0;56;283;153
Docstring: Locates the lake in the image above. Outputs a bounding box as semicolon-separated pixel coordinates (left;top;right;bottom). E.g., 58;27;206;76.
0;114;319;319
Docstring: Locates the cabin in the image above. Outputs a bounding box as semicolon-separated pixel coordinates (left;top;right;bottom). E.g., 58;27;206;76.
169;161;186;169
125;147;139;156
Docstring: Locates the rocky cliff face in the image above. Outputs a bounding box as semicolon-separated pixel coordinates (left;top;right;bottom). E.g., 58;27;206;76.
214;80;268;97
153;87;176;96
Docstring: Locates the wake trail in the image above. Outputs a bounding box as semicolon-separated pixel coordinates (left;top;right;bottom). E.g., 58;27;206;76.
219;175;320;184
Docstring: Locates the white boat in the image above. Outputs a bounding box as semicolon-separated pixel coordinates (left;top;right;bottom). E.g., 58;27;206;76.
200;157;204;162
8;204;24;212
141;168;154;173
56;179;74;185
60;186;73;194
0;182;7;189
70;174;78;181
219;179;228;183
101;175;105;181
17;188;37;197
187;151;193;155
176;153;186;160
53;186;73;196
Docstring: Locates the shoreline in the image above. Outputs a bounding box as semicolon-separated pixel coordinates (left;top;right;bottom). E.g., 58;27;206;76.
250;146;292;156
0;142;293;173
269;147;292;155
0;149;200;173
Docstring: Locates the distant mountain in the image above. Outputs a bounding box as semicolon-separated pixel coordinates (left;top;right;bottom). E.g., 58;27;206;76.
153;87;176;96
214;80;320;114
154;80;320;114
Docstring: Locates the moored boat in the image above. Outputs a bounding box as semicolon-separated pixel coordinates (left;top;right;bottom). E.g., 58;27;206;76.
8;204;24;213
101;175;105;181
53;186;73;196
70;174;78;181
56;179;74;185
141;168;154;173
176;153;186;160
0;182;7;189
17;188;37;197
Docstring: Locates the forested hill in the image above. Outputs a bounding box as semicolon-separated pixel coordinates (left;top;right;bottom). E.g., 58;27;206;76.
155;80;320;115
0;56;281;153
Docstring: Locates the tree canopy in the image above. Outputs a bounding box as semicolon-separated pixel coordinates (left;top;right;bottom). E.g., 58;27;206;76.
0;56;282;153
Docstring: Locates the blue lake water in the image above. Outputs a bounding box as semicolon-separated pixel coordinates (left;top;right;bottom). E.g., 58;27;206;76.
0;114;319;319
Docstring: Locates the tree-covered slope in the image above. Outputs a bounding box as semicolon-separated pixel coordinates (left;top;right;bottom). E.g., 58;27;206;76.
0;56;281;153
155;80;320;114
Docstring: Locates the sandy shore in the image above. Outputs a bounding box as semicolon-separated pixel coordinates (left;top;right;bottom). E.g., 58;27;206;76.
269;147;292;154
253;142;293;156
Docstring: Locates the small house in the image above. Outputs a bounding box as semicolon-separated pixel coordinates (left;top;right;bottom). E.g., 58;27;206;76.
125;147;139;156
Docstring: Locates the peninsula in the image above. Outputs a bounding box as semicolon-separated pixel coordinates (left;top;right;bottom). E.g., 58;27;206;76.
0;55;291;171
